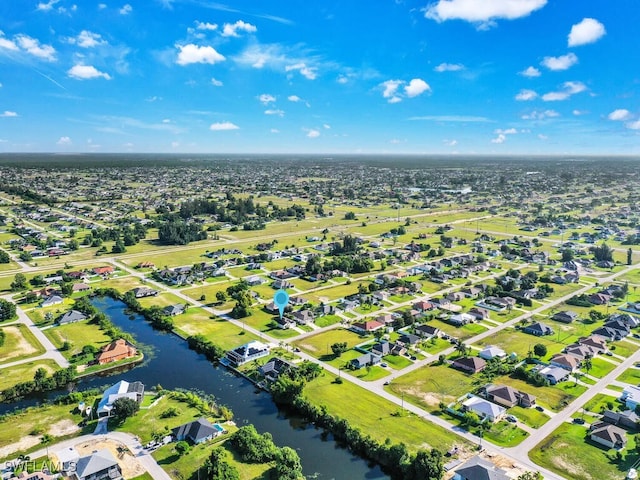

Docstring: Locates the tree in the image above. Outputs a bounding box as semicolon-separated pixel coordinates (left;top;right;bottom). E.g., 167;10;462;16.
206;447;240;480
271;447;304;480
533;343;547;357
112;397;140;422
628;248;633;266
404;449;443;480
216;291;227;303
517;472;543;480
331;342;348;357
561;249;574;262
455;342;468;357
0;299;16;321
583;355;593;376
175;440;190;456
10;273;27;291
0;250;9;263
592;243;614;262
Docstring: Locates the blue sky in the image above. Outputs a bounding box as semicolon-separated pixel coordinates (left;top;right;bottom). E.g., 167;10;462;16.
0;0;639;154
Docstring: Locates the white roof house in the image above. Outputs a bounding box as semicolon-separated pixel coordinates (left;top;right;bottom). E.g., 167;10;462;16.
97;380;144;418
462;395;506;422
478;346;507;360
622;386;640;410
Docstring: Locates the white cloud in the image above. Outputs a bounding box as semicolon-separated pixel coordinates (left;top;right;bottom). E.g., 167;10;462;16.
0;32;19;51
56;136;72;145
98;3;107;9
306;129;320;138
264;109;284;116
176;44;225;65
119;4;132;15
171;141;179;148
0;111;18;117
444;139;458;146
521;109;559;120
608;109;632;121
146;96;162;102
210;121;239;131
67;64;111;80
195;21;218;31
270;128;279;133
404;78;431;97
495;128;517;134
71;30;106;48
627;120;640;130
425;0;547;28
15;35;56;61
538;134;548;140
323;124;331;129
491;134;506;144
541;52;578;71
36;0;60;11
434;63;464;72
572;109;588;116
285;63;317;80
222;20;257;37
210;77;223;87
520;66;541;77
259;93;276;105
515;89;537;101
568;18;605;47
381;79;402;102
542;81;586;101
288;95;301;102
336;75;350;84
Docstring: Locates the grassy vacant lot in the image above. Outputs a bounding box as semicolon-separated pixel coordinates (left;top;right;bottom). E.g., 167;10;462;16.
0;402;83;461
428;319;488;341
483;420;528;447
530;422;639;480
304;373;465;452
616;366;640;385
582;393;620;414
294;329;369;361
0;359;59;392
0;323;45;364
510;405;550;428
587;357;619;378
44;319;112;359
609;340;638;358
137;292;185;309
99;275;146;294
239;309;299;340
304;281;370;304
388;363;477;409
314;314;342;328
473;327;565;361
171;309;261;350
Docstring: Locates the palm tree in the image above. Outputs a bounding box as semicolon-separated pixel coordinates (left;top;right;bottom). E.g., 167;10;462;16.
455;342;468;357
583;355;593;377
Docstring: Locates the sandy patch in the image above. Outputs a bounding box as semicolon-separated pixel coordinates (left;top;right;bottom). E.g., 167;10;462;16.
299;343;317;352
49;419;81;437
404;386;451;406
0;326;38;361
73;439;145;479
0;436;40;459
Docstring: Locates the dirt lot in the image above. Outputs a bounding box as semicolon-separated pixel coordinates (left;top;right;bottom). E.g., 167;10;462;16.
70;438;145;479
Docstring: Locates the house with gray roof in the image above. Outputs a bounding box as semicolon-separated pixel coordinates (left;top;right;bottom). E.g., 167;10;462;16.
461;396;506;423
172;417;219;444
453;455;509;480
56;310;87;325
71;448;122;480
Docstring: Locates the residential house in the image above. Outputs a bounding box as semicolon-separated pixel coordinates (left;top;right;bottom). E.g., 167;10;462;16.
245;275;266;286
371;342;391;357
550;353;580;371
351;320;385;334
92;266;115;276
448;313;475;326
461;286;482;299
539;365;571;384
452;356;487;374
72;282;91;293
478;346;507;361
131;286;158;298
71;449;122;480
163;304;185;316
589;421;627;449
172;417;219;444
350;353;381;369
226;341;270;366
447;292;465;302
552;310;579;324
56;309;87;325
272;279;293;290
96;339;138;365
481;384;536;408
621;386;640;410
274;316;295;329
602;410;640;430
461;396;506;423
610;313;640;328
589;293;612;305
398;333;420;346
54;447;79;473
415;324;440;339
468;307;490;321
97;380;144;417
41;295;63;307
578;335;608;353
413;300;434;311
259;357;294;382
292;309;314;325
565;344;596;361
523;321;554;336
592;321;630;341
452;456;509;480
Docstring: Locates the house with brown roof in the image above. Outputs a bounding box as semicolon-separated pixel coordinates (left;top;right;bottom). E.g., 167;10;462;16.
351;320;385;333
550;353;580;371
92;265;115;276
96;339;137;365
578;335;608;353
452;356;487;374
480;384;536;408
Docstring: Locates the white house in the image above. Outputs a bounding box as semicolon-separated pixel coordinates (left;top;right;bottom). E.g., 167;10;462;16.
478;346;507;361
226;341;270;366
462;395;506;423
622;386;640;410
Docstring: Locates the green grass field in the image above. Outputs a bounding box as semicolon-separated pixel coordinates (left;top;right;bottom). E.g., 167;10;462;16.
529;422;639;480
0;323;46;364
473;327;566;361
586;357;619;378
304;373;466;451
43;319;112;359
171;309;262;350
616;367;640;385
499;376;587;412
0;359;60;392
294;329;369;360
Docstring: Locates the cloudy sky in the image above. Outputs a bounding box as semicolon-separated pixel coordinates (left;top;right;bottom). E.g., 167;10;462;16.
0;0;638;154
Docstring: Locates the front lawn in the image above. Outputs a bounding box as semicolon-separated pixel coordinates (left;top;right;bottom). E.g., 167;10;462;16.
510;405;550;428
44;319;112;359
616;367;640;385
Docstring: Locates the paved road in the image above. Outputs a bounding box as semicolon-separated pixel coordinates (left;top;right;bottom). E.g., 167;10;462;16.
0;298;69;370
5;431;171;480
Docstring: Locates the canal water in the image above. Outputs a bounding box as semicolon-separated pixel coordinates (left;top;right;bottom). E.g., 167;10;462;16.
4;297;389;479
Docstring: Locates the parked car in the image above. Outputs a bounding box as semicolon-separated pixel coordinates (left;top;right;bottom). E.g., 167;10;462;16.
535;406;544;412
506;415;517;423
573;418;585;425
381;362;388;368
